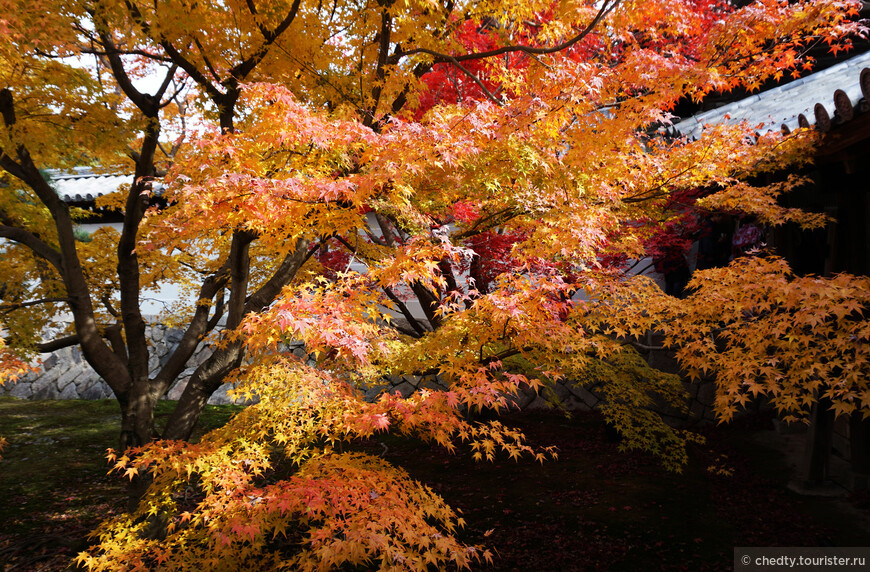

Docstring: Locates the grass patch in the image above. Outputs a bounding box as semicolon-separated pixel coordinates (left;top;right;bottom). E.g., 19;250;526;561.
0;400;867;571
0;397;242;569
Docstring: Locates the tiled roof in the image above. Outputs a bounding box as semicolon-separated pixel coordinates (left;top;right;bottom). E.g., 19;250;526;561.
45;167;132;203
671;50;870;139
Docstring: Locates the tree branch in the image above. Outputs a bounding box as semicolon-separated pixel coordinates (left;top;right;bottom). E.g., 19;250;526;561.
453;207;520;240
230;0;303;82
0;224;63;272
193;36;223;85
382;286;426;337
101;293;120;318
0;297;69;314
206;291;226;332
226;230;256;329
36;335;80;353
151;262;230;392
393;0;619;63
330;234;428;336
92;25;159;115
162;238;313;441
116;116;162;385
244;0;270;37
431;53;503;105
114;0;223;103
79;45;173;63
103;323;128;364
243;237;312;313
364;1;394;127
0;88;130;394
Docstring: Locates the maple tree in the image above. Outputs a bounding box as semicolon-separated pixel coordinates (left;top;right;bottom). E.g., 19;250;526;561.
1;0;868;569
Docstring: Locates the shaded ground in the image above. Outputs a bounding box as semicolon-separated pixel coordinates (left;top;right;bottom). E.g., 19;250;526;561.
1;399;868;571
362;412;870;571
0;398;240;571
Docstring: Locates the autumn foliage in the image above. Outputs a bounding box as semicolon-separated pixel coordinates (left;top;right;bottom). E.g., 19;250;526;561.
1;0;868;569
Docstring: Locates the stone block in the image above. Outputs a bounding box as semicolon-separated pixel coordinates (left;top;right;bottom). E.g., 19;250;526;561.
551;382;572;402
153;341;169;357
59;383;79;399
21;365;40;381
506;386;537;410
696;382;716;407
165;328;183;345
646;350;680;374
402;375;422;387
57;367;83;390
193;347;213;367
9;382;33;399
152;326;164;343
19;370;39;384
31;373;55;392
207;384;233;405
385;375;404;386
166;381;186;401
362;387;385;402
32;383;60;400
560;394;592;412
42;353;59;370
659;411;688;428
689;399;707;421
498;395;523;413
391;382;416;398
80;383;105;400
39;366;62;386
419;376;447;392
102;382;115;399
525;396;553;411
567;384;600;408
75;375;99;394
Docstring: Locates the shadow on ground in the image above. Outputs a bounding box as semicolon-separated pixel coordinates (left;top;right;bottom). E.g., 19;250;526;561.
1;399;867;571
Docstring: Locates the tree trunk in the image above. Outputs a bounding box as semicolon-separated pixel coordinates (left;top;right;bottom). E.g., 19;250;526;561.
161;340;245;441
119;382;161;450
117;382;161;512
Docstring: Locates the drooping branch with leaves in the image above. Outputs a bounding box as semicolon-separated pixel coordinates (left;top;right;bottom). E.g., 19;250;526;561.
1;0;868;569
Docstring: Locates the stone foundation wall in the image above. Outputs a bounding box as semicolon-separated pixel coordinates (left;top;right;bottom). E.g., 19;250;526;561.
372;369;718;424
2;325;718;423
0;323;228;404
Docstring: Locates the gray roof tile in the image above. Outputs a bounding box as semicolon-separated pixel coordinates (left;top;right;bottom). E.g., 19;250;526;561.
46;167;131;203
673;50;870;139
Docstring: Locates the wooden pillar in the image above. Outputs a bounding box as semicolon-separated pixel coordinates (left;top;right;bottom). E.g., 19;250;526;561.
802;397;834;486
850;414;870;470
